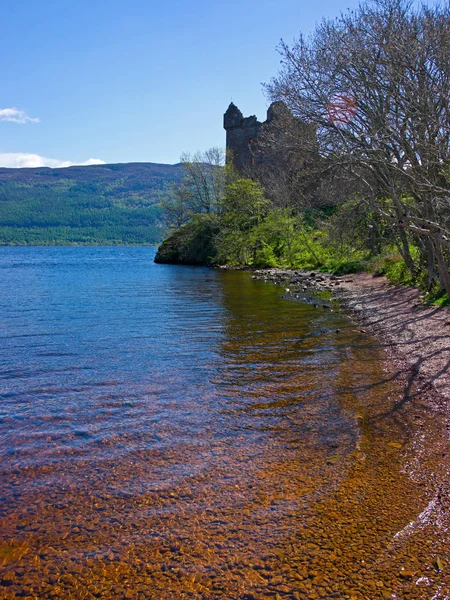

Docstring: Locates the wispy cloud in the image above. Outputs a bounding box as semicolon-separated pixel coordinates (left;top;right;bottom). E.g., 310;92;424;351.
0;107;40;124
0;153;106;169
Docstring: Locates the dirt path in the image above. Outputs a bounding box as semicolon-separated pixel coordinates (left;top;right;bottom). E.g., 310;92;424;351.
335;273;450;403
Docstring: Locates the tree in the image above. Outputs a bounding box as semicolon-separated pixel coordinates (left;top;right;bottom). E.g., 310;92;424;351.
216;179;269;265
179;147;227;214
158;181;192;229
265;0;450;296
221;179;269;230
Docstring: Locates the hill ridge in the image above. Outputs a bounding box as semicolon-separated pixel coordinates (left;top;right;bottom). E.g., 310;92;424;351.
0;161;183;245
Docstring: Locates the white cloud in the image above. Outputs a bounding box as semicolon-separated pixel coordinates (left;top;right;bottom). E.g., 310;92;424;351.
0;107;40;124
0;153;106;169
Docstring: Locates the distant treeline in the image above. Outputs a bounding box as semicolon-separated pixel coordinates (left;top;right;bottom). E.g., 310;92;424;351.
0;163;183;245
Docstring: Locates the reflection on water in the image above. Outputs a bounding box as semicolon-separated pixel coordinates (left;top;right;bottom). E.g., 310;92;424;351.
0;247;446;598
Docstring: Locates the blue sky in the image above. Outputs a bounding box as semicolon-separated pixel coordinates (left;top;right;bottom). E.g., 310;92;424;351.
1;0;368;167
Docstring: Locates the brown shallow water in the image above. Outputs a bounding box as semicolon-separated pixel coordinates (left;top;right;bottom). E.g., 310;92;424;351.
0;248;448;599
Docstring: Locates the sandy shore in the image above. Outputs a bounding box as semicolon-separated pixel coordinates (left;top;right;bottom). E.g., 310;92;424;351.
254;267;450;403
335;273;450;402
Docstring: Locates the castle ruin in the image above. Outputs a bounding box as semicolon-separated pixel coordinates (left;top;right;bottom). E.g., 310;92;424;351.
223;103;263;171
223;101;314;173
223;101;319;207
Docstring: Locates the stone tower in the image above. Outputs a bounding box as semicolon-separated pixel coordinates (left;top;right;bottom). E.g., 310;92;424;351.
224;101;317;178
223;103;262;171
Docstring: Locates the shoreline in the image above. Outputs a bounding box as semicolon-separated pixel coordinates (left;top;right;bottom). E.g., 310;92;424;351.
251;266;450;402
251;268;450;593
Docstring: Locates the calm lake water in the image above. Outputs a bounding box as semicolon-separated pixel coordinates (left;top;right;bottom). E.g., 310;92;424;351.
0;247;437;599
0;247;356;476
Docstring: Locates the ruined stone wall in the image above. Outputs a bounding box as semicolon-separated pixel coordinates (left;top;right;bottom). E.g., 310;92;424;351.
224;101;320;208
224;101;311;174
223;103;262;172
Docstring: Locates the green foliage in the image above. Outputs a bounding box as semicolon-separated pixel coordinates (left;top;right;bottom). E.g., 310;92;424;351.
220;179;269;230
380;256;415;286
250;211;319;268
318;258;366;275
214;180;270;265
426;290;450;307
157;178;371;273
157;169;447;304
372;249;421;286
215;197;367;271
154;214;220;265
371;251;450;304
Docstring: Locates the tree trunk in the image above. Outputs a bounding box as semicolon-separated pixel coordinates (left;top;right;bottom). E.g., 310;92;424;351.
397;225;416;276
435;234;450;299
425;238;437;291
391;191;416;276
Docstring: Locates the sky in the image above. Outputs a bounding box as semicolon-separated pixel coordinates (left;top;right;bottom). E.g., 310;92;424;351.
1;0;369;168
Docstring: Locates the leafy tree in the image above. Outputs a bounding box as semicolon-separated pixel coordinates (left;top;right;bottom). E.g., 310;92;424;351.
216;179;269;265
220;179;269;230
179;147;227;214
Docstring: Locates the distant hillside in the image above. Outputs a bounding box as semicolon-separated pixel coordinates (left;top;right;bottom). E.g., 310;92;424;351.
0;162;183;245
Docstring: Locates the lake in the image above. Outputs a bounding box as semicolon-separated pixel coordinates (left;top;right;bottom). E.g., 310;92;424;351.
0;247;433;598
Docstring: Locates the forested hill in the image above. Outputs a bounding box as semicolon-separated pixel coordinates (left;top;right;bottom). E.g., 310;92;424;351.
0;162;183;245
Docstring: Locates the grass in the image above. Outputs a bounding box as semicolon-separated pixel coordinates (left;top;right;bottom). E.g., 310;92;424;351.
425;290;450;307
318;258;366;275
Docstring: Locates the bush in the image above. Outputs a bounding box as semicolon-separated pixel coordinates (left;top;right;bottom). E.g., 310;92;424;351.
426;291;450;307
319;258;365;275
154;215;219;265
372;248;422;286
